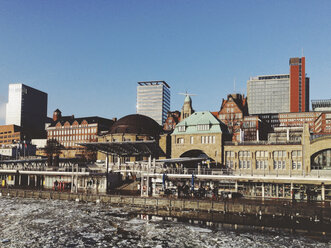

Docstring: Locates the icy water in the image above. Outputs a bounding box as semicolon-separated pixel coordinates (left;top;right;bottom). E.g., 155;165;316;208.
0;197;330;248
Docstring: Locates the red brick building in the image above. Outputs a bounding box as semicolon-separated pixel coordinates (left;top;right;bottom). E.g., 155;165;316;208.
46;109;114;152
163;111;181;132
218;94;246;141
289;57;310;112
314;113;331;133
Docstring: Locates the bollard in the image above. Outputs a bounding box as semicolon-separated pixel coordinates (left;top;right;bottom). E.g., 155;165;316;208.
96;199;100;204
75;198;79;202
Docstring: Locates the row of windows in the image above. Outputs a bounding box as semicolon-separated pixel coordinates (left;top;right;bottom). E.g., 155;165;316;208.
0;134;20;139
49;128;97;136
51;135;96;141
56;124;90;128
0;131;12;134
219;114;243;120
201;136;216;144
176;136;216;144
230;160;302;170
59;142;80;147
239;160;251;169
227;150;302;158
178;125;212;132
197;124;210;131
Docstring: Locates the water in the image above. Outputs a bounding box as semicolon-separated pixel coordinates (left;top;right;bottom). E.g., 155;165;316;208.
0;197;330;248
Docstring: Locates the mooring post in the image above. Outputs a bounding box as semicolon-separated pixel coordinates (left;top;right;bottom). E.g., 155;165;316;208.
321;183;325;202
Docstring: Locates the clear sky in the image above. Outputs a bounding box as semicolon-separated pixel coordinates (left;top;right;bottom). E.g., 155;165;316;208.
0;0;330;124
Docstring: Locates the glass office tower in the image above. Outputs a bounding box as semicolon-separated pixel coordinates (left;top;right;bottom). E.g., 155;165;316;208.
6;83;48;138
137;81;170;125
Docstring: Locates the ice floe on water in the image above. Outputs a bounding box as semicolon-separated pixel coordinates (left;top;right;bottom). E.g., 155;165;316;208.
0;196;330;248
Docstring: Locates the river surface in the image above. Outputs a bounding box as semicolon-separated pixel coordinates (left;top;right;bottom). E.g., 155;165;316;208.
0;197;330;248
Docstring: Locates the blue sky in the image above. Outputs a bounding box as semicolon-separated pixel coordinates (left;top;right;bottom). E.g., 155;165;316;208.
0;1;330;124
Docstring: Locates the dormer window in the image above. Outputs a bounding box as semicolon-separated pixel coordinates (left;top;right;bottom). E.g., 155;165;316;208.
197;124;210;131
178;125;186;132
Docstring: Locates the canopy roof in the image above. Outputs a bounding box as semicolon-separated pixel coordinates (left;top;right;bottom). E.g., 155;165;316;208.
79;141;165;157
156;157;206;164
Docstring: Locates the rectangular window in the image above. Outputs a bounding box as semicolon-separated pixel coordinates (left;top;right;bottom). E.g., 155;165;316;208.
297;161;302;169
197;124;210;131
178;126;186;132
190;136;194;144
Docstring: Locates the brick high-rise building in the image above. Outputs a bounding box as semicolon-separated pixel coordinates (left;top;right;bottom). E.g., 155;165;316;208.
289;57;309;112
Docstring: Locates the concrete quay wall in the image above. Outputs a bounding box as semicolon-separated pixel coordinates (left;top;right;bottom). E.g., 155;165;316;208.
1;188;331;222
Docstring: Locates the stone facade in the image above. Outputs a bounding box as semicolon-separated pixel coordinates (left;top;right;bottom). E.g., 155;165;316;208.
172;111;225;164
224;124;331;176
172;132;223;164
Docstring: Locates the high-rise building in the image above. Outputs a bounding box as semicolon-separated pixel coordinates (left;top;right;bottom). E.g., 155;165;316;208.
5;83;48;139
289;57;309;112
247;74;291;114
247;57;309;115
136;81;170;125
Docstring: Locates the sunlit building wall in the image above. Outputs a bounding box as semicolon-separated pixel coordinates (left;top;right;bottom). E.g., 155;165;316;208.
247;75;290;115
5;83;48;139
136;81;170;125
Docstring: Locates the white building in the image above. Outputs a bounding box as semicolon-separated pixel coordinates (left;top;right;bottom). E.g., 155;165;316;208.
247;75;290;115
312;99;331;112
136;81;170;125
6;83;48;138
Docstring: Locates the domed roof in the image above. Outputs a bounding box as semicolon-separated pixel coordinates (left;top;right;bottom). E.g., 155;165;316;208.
110;114;162;137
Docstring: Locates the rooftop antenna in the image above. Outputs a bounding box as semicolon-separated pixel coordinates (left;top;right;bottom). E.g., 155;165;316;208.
178;91;197;97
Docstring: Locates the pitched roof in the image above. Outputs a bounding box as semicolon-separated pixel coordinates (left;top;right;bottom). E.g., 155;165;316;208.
172;111;223;135
49;116;114;127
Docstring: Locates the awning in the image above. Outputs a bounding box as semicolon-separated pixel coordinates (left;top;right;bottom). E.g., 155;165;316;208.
79;140;165;157
156;157;206;164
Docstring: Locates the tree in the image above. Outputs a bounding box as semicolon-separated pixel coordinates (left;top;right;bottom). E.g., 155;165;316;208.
43;139;63;166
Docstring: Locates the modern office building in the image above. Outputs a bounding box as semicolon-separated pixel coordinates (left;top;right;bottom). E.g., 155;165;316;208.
5;83;48;139
247;74;290;115
136;81;170;125
312;99;331;112
247;57;309;115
